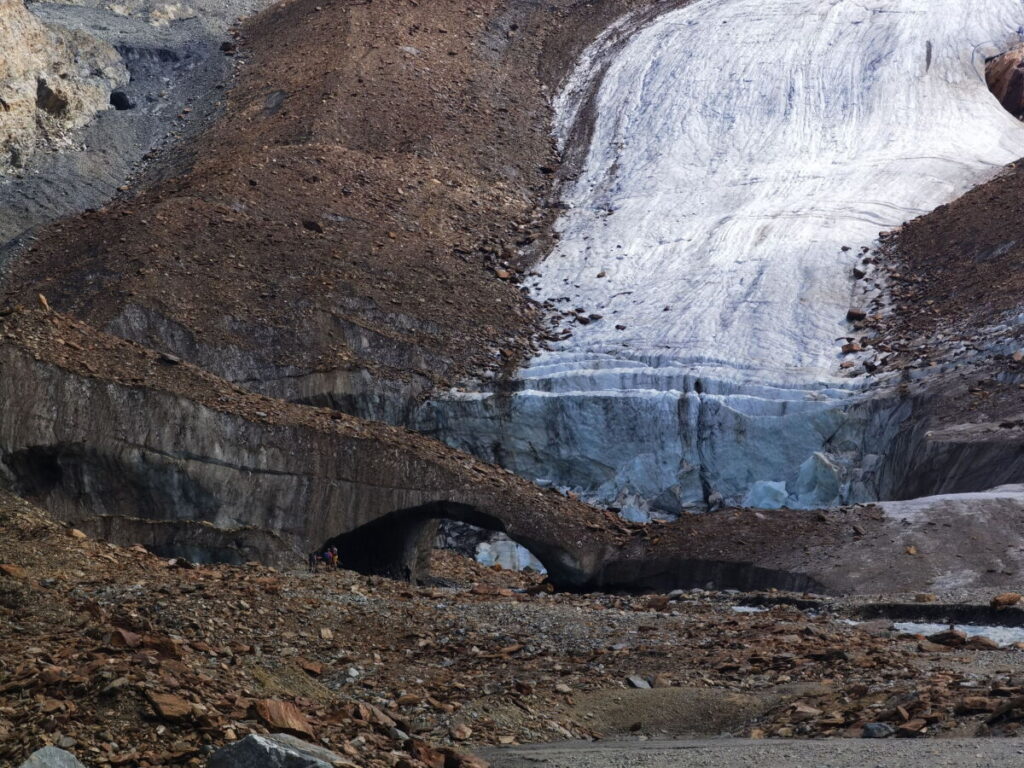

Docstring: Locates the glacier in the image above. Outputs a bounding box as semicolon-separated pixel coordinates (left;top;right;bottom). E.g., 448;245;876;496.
417;0;1024;518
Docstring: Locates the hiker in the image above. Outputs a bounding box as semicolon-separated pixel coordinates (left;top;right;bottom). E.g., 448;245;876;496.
307;550;319;573
329;546;340;570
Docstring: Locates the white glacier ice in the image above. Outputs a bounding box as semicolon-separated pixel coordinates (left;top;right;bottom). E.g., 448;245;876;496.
421;0;1024;517
892;622;1024;648
475;535;547;573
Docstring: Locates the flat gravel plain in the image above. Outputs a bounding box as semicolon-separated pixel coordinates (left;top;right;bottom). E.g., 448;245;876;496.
483;738;1024;768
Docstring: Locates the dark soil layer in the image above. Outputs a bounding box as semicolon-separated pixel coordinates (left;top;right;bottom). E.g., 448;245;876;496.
884;162;1024;345
2;0;664;392
862;161;1024;426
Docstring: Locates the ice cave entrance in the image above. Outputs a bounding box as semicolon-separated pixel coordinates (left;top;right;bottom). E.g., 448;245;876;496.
323;502;545;585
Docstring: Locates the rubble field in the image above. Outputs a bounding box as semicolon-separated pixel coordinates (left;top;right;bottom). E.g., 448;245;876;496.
7;494;1024;766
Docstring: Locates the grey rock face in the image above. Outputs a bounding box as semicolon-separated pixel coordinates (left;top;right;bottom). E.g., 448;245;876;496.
19;746;87;768
0;0;127;173
207;733;350;768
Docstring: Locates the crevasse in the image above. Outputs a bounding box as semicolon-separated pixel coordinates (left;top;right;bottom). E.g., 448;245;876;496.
418;0;1024;519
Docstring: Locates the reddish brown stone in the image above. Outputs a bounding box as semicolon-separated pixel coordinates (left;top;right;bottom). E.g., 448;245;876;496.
254;698;315;739
147;692;192;722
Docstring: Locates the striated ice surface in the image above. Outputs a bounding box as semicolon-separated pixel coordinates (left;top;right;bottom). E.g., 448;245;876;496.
422;0;1024;518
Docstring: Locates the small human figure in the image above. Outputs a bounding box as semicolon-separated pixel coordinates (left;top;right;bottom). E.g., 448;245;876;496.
329;546;340;570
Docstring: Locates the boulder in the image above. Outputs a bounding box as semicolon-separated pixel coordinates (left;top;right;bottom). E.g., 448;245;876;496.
19;747;86;768
991;592;1022;609
147;691;192;721
927;629;968;647
207;733;354;768
987;45;1024;118
861;722;895;738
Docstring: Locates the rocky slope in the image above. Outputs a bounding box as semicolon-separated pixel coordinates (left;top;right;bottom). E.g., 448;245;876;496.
3;0;660;407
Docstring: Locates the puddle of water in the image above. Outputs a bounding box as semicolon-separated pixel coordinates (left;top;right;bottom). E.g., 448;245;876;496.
892;622;1024;647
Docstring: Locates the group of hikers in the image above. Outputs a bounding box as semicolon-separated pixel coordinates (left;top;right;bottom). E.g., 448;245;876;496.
308;546;341;572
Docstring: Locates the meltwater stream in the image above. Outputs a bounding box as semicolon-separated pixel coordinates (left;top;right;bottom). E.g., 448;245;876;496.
418;0;1024;520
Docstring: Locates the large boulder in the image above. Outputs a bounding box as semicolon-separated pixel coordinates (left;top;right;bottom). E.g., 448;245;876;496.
19;747;86;768
987;44;1024;119
0;0;127;171
207;733;353;768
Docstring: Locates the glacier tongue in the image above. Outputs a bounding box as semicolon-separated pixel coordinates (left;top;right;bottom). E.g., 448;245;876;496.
421;0;1024;517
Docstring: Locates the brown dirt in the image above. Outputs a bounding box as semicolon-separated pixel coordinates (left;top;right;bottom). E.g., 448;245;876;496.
1;0;663;392
569;685;831;738
880;162;1024;349
852;160;1024;425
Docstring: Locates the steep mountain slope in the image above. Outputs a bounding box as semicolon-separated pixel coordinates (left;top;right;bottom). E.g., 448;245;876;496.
3;0;664;411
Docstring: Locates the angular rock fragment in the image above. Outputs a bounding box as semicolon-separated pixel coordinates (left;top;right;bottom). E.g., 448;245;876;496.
927;629;967;647
0;563;28;579
255;699;315;739
147;691;192;722
966;635;1000;650
19;747;86;768
207;733;354;768
991;592;1022;609
861;722;894;738
896;718;927;737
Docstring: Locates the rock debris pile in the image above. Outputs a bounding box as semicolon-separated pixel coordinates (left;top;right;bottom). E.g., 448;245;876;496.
7;495;1024;765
